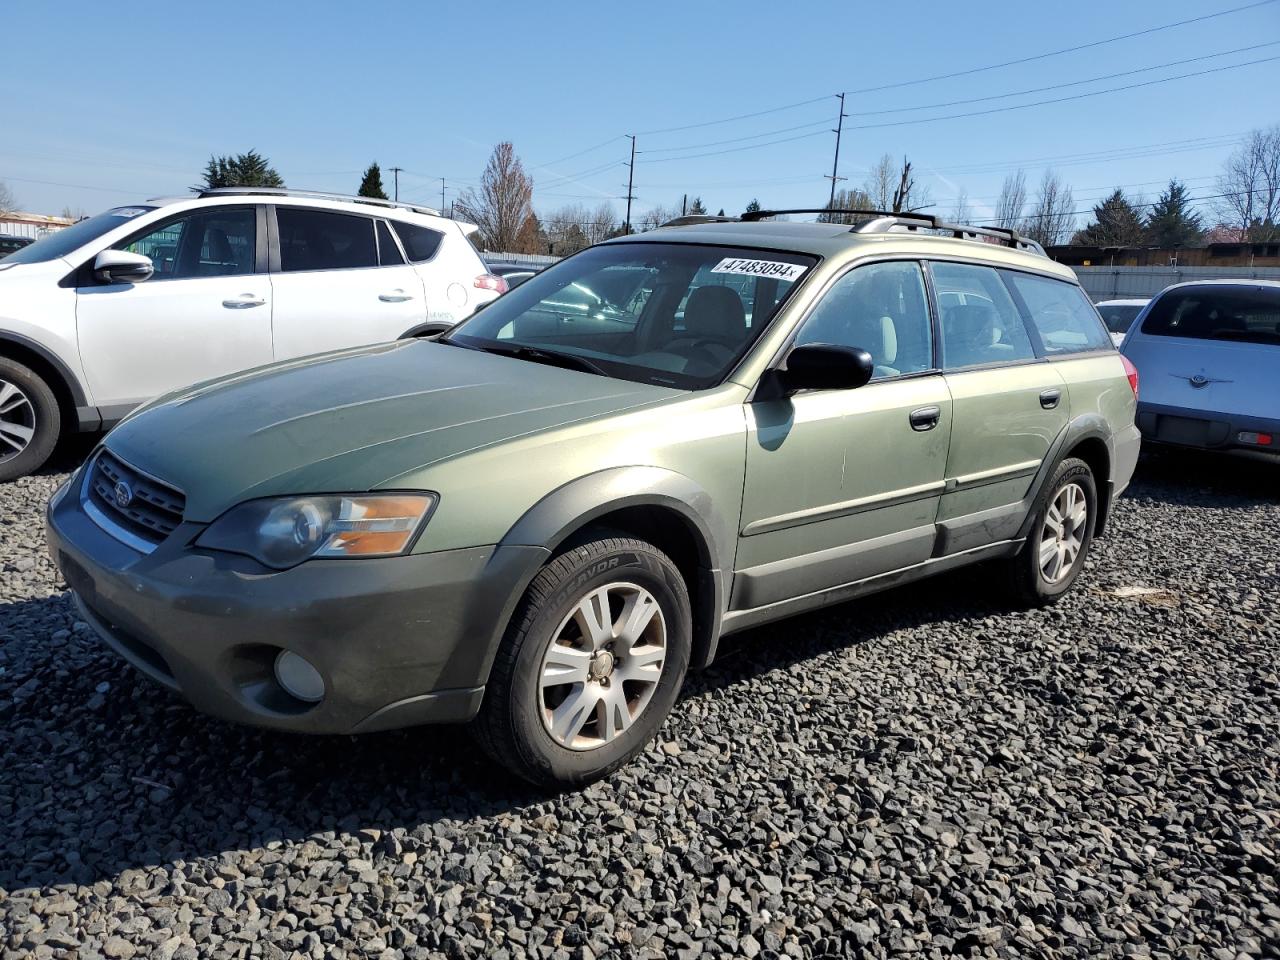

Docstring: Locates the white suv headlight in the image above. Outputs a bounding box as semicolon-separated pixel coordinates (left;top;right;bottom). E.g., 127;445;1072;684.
197;493;437;569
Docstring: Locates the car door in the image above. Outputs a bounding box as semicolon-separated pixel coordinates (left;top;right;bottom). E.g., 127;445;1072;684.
268;207;427;359
734;259;952;610
929;260;1069;553
75;204;273;408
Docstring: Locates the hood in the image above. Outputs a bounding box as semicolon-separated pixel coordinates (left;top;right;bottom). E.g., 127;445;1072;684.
105;340;681;520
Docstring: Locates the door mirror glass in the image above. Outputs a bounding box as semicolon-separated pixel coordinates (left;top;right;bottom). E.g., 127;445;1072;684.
779;343;874;393
93;249;154;285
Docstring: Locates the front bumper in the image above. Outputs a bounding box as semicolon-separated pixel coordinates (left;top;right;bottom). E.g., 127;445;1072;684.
1135;401;1280;460
46;477;547;734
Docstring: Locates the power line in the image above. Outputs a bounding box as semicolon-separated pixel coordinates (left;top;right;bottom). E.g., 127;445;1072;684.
845;40;1280;117
933;133;1247;174
842;56;1280;131
534;135;628;168
848;0;1279;94
627;1;1276;144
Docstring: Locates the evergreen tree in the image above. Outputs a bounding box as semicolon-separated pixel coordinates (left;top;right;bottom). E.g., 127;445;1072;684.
688;197;707;215
744;198;762;215
1144;179;1203;248
1071;189;1146;246
717;208;725;217
358;162;389;200
197;151;283;191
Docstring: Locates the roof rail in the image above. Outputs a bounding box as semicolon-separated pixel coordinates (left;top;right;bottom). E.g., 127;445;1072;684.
189;187;443;217
659;214;740;227
740;207;1047;256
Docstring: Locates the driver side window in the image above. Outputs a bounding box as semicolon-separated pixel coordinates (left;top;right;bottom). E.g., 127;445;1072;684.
117;207;257;281
794;260;933;380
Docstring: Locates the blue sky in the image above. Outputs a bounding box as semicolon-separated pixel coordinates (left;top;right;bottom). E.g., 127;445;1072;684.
4;0;1278;228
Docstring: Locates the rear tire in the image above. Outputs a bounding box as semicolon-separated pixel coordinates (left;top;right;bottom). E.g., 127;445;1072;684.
1005;457;1097;607
0;357;60;482
472;535;691;787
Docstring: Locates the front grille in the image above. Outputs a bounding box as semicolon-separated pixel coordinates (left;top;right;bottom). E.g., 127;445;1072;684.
85;450;186;547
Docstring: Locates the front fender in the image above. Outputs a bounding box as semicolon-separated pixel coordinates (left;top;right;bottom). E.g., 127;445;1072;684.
495;465;729;670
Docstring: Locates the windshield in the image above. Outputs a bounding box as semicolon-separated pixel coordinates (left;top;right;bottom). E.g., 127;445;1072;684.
447;241;816;388
1097;302;1144;334
1;206;157;265
1141;286;1280;345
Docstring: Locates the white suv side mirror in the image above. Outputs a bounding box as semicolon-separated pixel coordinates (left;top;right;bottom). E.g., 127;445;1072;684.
94;249;154;285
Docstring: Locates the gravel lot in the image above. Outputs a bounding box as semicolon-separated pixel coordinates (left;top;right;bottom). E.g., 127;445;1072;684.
2;450;1277;960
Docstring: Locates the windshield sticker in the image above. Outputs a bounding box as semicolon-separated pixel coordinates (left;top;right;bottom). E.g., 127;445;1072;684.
711;257;806;282
109;207;150;218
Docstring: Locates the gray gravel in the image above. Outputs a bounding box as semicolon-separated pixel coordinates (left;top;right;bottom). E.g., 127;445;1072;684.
2;451;1278;959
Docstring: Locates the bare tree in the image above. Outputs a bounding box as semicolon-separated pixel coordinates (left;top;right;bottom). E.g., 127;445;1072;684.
994;170;1028;230
1214;125;1280;241
584;202;619;245
862;154;897;210
0;180;17;217
1022;170;1076;247
636;204;682;231
889;157;932;213
819;187;873;224
949;189;973;224
454;142;534;251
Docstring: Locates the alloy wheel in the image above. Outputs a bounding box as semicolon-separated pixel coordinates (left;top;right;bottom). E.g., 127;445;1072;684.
1039;481;1088;584
538;581;667;751
0;379;36;464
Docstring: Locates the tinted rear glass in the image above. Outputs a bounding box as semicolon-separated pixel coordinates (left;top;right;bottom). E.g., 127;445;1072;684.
1097;303;1144;334
392;221;444;262
277;208;377;272
1140;286;1280;345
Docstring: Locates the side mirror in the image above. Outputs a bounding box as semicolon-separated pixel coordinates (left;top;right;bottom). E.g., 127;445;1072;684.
94;249;154;285
777;343;874;393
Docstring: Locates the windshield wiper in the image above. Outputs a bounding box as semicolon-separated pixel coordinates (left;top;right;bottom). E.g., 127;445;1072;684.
472;342;609;376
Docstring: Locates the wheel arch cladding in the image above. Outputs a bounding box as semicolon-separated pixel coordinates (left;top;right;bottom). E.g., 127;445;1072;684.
499;466;728;672
0;332;86;424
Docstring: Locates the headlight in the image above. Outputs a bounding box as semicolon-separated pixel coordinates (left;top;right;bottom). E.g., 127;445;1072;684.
196;493;437;568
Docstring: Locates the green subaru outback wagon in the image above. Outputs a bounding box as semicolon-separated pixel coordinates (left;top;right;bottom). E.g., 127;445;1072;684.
46;211;1141;786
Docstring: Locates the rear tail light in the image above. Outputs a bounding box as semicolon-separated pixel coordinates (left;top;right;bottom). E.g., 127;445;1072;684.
1238;431;1273;446
474;273;508;294
1120;355;1139;399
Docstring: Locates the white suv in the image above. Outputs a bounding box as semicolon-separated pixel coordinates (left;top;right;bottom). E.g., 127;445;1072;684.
0;188;505;479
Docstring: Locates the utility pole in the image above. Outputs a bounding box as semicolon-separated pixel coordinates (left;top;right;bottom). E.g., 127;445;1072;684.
825;93;848;211
440;177;446;213
390;166;403;202
624;135;636;235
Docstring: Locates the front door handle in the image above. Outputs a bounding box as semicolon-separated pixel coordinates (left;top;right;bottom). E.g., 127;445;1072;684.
909;405;941;431
379;290;414;303
222;294;266;309
1039;388;1062;409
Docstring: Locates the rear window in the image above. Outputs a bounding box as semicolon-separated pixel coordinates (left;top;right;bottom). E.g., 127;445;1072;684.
277;208;377;272
1141;286;1280;345
1004;272;1112;354
392;221;444;262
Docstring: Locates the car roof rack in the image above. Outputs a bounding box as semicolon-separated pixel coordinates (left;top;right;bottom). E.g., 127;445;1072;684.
740;208;1047;256
659;214;741;227
188;187;443;217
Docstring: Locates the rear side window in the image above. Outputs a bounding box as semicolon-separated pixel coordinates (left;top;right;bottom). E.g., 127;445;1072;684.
392;221;444;262
1141;286;1280;345
1004;272;1112;354
931;262;1035;368
277;208;377;272
376;220;404;266
1097;303;1144;334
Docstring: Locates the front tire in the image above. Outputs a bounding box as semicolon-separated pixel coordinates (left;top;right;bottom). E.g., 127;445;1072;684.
0;357;60;482
1005;456;1097;606
473;535;691;787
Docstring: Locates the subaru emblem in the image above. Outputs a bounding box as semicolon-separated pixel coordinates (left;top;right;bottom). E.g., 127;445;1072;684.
113;480;133;509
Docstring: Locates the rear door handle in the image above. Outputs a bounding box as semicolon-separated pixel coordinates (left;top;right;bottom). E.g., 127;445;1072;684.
379;290;414;303
909;405;941;431
1039;388;1062;409
222;294;265;309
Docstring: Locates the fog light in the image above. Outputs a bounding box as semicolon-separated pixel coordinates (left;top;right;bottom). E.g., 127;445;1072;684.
274;650;325;703
1237;431;1273;446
